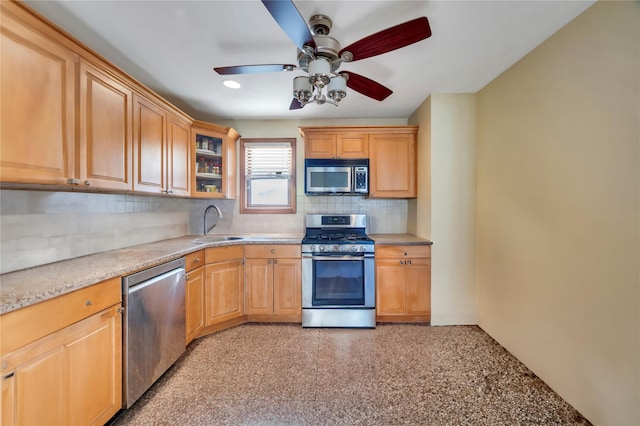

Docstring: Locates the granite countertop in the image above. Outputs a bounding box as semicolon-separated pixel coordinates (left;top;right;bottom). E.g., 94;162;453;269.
369;233;433;245
0;233;303;315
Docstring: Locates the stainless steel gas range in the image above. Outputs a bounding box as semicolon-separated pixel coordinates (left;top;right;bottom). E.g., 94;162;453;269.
301;214;375;328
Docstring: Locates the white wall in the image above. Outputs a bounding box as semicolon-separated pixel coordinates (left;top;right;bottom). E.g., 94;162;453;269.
409;94;478;326
476;2;639;424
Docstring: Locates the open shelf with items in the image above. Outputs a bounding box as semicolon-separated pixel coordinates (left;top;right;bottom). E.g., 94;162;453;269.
191;121;240;199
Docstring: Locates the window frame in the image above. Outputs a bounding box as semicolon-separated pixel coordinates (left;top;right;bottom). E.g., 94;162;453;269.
239;138;296;214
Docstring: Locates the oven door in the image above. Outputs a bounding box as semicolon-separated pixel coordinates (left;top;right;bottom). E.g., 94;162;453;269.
302;253;375;308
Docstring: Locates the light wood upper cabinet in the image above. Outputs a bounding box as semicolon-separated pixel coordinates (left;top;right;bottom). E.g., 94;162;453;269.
0;4;76;186
369;129;417;198
133;94;166;193
300;126;418;198
133;94;192;195
191;121;240;199
301;129;368;159
375;244;431;322
79;60;133;190
167;113;191;196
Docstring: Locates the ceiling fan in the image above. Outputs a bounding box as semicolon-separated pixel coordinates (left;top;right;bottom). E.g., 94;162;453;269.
214;0;432;110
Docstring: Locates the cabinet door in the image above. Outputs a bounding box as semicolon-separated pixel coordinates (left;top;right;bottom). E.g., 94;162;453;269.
0;8;76;185
245;259;273;315
204;260;244;325
375;259;406;315
273;259;302;315
185;266;204;345
79;60;132;191
336;133;368;158
1;306;121;426
1;371;15;425
65;306;122;426
166;114;191;196
405;259;431;316
133;94;165;193
14;347;65;425
369;132;417;198
305;134;336;158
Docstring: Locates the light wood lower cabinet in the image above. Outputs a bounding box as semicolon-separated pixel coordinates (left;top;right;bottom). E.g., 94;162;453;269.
376;244;431;322
244;245;302;322
1;305;122;426
203;246;245;329
185;250;205;345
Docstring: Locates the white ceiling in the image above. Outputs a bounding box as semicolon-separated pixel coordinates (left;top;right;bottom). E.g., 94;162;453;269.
24;0;595;121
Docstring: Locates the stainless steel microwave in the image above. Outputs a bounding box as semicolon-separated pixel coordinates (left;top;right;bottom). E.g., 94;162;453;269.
305;159;368;195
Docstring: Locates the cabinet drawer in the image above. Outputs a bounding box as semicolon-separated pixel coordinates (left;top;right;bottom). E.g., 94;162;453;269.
185;250;205;272
375;244;431;259
205;245;244;263
0;277;121;354
244;244;301;259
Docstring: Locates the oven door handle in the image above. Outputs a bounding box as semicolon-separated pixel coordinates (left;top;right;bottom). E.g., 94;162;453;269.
303;254;370;260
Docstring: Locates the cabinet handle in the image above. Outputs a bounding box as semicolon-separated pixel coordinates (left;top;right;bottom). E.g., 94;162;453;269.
408;260;412;265
85;300;92;307
67;178;81;185
167;189;173;194
2;372;14;379
399;260;405;265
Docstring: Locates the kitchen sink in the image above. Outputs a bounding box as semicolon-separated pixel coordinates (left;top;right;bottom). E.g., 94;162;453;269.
192;236;245;244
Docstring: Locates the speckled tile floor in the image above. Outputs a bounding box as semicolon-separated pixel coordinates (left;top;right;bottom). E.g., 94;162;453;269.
112;324;591;426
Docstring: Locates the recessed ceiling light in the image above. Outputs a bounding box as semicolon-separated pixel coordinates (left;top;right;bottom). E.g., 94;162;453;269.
223;80;241;89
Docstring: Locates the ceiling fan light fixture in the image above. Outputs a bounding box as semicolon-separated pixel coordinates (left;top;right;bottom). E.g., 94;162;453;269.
327;75;347;102
308;58;331;88
293;76;312;103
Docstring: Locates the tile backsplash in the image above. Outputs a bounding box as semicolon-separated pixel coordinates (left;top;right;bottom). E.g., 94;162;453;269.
0;190;407;274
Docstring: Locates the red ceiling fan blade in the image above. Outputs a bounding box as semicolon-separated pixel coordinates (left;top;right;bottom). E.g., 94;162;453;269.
340;17;431;62
214;64;296;75
342;71;393;101
289;98;304;110
262;0;316;51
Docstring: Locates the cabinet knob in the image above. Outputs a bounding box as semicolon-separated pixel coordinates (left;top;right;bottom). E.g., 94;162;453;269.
268;259;272;264
194;257;201;263
408;260;412;265
274;260;278;265
84;180;91;186
270;249;275;254
116;307;125;314
186;275;190;281
67;178;81;185
85;300;92;307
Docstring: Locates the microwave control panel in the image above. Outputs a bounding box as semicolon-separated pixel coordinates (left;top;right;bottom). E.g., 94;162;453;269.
354;166;368;193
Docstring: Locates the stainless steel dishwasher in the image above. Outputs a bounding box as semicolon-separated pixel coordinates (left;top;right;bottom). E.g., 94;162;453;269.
122;258;186;408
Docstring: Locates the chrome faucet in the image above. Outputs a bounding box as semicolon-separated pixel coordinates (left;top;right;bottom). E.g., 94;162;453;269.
203;204;223;235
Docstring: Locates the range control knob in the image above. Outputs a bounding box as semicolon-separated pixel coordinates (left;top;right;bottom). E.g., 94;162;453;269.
308;245;315;252
340;245;347;252
351;246;358;252
333;245;339;252
359;246;365;252
319;245;325;252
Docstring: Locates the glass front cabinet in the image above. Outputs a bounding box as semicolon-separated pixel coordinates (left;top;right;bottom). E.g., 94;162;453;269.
191;121;240;199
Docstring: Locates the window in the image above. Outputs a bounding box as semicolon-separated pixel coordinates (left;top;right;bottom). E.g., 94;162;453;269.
240;138;296;214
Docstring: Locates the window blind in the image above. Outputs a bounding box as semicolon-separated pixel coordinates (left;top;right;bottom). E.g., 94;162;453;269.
244;142;292;176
